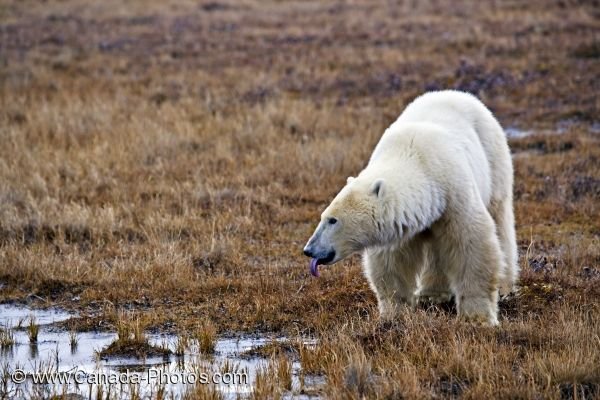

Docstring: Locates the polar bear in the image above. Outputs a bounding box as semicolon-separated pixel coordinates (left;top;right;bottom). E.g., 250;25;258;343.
303;90;518;326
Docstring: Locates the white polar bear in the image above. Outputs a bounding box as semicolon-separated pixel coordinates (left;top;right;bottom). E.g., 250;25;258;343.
303;90;518;325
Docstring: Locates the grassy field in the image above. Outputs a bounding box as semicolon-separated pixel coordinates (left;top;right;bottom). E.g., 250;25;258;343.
0;0;599;398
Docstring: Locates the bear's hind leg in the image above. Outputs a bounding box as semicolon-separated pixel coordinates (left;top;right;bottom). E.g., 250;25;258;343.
441;205;504;326
363;243;424;320
489;198;519;296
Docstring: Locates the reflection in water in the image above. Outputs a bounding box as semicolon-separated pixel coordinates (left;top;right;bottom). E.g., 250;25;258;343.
28;343;38;359
0;304;324;399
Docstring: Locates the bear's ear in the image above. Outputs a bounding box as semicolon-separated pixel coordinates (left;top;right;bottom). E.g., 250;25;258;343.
346;176;355;185
371;179;384;198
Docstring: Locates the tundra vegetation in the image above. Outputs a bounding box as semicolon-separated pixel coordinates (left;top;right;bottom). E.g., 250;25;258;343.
0;0;598;398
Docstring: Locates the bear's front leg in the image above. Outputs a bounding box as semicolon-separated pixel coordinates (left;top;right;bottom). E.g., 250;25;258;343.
363;245;423;320
439;205;504;326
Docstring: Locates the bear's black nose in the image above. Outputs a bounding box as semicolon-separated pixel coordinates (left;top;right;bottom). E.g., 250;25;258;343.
303;248;313;257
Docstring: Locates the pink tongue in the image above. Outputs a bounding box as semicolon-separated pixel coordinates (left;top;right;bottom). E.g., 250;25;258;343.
310;258;320;277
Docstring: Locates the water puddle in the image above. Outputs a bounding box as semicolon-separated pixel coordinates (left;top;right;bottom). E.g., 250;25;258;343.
0;304;324;399
506;120;599;140
506;125;574;159
505;127;533;139
0;303;74;327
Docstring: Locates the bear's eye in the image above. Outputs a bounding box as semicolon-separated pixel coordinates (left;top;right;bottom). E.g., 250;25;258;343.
328;217;338;225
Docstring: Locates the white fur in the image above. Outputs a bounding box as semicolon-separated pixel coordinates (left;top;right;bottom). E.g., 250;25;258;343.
308;90;518;326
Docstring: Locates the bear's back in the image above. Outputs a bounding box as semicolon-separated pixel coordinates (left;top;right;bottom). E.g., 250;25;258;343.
372;91;500;207
394;90;489;133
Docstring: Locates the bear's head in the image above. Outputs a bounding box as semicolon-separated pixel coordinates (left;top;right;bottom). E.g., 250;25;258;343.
303;175;386;277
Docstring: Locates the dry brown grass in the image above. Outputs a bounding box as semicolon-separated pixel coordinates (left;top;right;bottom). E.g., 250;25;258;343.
0;0;598;398
99;311;171;358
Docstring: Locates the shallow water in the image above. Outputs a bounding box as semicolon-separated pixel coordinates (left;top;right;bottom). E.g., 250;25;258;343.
0;303;74;327
505;120;598;139
505;127;533;138
0;304;323;399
